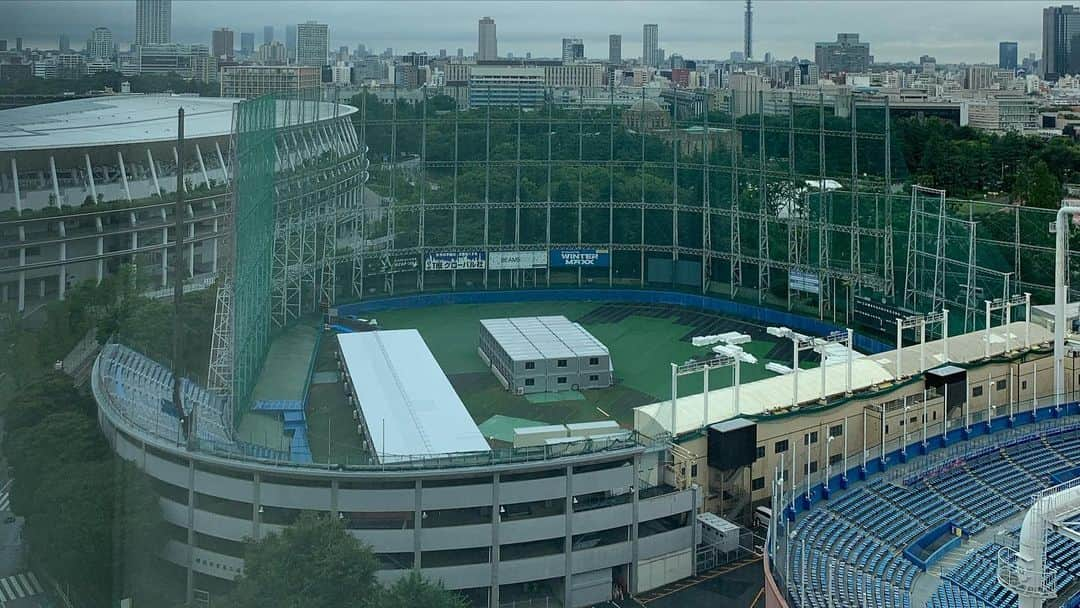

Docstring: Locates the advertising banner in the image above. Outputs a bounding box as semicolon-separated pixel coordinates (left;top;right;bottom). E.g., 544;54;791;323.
788;270;821;295
489;250;548;270
549;248;611;268
424;251;487;271
365;253;418;275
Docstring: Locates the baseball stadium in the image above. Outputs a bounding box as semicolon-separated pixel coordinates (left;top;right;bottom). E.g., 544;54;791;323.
69;85;1080;608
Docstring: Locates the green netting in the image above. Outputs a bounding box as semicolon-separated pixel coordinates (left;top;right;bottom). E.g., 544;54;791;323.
350;85;1071;334
232;94;276;414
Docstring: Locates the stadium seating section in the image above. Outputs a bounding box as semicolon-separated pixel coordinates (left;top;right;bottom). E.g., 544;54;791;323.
787;426;1080;608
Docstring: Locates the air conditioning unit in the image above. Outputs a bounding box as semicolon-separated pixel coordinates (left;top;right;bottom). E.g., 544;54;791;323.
515;386;525;396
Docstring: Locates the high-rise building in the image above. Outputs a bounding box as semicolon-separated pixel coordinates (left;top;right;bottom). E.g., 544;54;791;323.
744;0;753;60
285;24;297;62
212;28;234;60
642;24;658;67
814;33;871;74
263;25;274;45
478;17;497;60
1042;5;1080;80
241;32;255;57
295;21;328;67
135;0;171;46
257;41;287;65
999;41;1019;70
457;47;464;59
87;27;113;60
609;34;622;64
59;34;70;51
15;37;22;52
561;38;584;63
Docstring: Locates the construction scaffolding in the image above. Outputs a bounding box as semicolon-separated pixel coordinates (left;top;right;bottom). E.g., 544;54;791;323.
209;88;367;418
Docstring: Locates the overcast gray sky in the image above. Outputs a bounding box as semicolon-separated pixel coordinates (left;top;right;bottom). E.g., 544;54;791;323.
4;1;1058;64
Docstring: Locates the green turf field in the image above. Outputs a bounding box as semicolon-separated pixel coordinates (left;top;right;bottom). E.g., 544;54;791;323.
302;300;818;462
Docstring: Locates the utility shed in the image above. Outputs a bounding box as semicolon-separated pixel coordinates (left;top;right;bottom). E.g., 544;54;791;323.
479;316;613;394
337;330;490;463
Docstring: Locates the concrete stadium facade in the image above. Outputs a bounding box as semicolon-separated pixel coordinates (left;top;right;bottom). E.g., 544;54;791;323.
0;95;359;312
92;345;702;607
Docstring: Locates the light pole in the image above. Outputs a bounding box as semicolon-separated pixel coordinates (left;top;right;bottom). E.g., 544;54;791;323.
986;373;993;432
824;434;835;499
901;397;910;462
921;388;929;453
841;416;849;488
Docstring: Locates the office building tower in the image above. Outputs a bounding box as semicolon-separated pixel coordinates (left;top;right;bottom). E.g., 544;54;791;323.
478;16;497;60
439;48;447;58
240;32;255;57
562;37;584;63
642;24;658;67
609;34;622;64
212;28;234;60
999;41;1019;70
295;21;328;67
59;34;70;51
1042;5;1080;80
263;25;274;45
745;0;752;60
15;37;23;52
87;27;113;60
135;0;171;46
285;23;297;62
814;33;871;74
0;41;6;52
457;47;464;59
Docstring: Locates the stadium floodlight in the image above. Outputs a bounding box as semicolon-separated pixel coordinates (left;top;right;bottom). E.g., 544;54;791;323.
1053;205;1080;408
985;294;1031;359
895;311;948;380
813;329;855;399
669;346;754;432
767;326;816;408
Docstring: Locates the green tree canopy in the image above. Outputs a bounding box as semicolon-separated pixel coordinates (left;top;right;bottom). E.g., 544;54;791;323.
227;512;468;608
381;571;469;608
226;512;380;608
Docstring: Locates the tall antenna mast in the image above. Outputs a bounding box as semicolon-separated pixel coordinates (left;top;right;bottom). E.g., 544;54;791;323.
744;0;753;61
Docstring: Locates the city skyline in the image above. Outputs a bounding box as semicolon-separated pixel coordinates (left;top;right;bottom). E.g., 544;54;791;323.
3;0;1063;64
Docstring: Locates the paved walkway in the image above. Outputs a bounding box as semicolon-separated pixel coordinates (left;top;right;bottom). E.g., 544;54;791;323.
635;556;763;607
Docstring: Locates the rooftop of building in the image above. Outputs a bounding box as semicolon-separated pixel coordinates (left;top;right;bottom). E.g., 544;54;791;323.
0;94;357;152
337;330;491;462
634;320;1053;437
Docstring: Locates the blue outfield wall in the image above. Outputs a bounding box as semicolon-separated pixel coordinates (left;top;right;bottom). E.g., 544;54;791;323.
335;288;894;354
